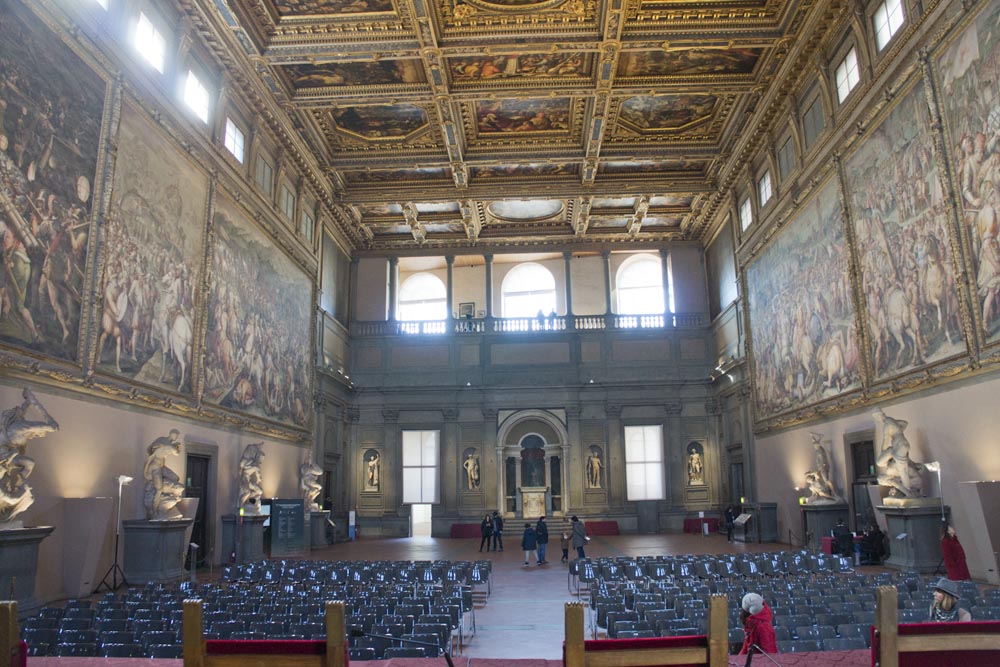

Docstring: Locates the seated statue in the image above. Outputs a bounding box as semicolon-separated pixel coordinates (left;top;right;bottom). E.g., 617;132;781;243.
0;388;59;526
872;408;925;498
300;460;323;511
143;429;186;520
803;432;843;504
239;443;265;514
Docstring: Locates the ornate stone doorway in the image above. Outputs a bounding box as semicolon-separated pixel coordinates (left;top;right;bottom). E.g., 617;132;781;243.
497;410;568;518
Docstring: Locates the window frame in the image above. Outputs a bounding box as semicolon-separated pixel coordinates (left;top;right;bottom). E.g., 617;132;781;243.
398;272;448;322
834;46;861;104
738;196;753;233
776;134;796;182
301;205;315;244
181;67;211;124
623;424;665;501
279;182;296;220
255;152;274;197
801;89;825;148
757;169;773;208
401;430;440;504
872;0;906;53
132;9;168;74
500;262;557;319
615;253;664;315
224;117;246;164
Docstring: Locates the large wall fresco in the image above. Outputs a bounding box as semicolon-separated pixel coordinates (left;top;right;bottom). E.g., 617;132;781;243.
97;103;208;394
204;194;312;429
0;5;105;361
845;81;964;380
936;0;1000;344
747;179;862;418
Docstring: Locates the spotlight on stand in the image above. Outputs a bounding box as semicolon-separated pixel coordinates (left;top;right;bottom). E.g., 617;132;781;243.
95;474;134;592
924;461;945;523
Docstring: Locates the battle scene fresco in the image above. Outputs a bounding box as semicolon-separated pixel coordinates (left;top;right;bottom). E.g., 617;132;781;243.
286;61;425;89
616;48;762;78
475;99;571;134
618;95;717;132
97;104;207;394
331;104;427;139
449;53;591;82
845;81;963;380
936;0;1000;344
273;0;394;15
0;5;105;361
470;163;577;179
204;195;312;429
746;179;862;418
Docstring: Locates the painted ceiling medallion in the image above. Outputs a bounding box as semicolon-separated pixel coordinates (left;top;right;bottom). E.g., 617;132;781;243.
488;200;564;221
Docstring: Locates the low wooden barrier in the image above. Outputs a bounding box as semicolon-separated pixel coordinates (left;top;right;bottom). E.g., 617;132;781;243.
1;601;26;667
873;585;1000;667
564;594;728;667
182;599;347;667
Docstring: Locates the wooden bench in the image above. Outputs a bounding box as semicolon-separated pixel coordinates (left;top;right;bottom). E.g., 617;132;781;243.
873;585;1000;667
1;601;26;667
564;594;728;667
182;599;347;667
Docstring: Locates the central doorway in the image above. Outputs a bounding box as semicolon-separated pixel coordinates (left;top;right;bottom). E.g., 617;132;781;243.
411;503;432;537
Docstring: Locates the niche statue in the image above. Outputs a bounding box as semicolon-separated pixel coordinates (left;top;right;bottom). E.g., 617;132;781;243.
0;388;59;527
872;409;925;498
143;429;186;520
238;443;265;514
803;432;844;504
300;460;323;511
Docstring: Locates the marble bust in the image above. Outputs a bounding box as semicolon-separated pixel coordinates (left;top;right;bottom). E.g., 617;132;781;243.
238;443;265;514
0;389;59;527
143;429;186;520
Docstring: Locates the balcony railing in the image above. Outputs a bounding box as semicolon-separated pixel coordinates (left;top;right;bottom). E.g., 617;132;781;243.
351;312;706;337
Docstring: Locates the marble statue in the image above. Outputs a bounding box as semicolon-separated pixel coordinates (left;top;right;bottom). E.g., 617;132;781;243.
587;450;604;488
300;460;323;511
365;451;380;490
238;443;265;513
872;408;925;498
143;429;186;520
687;447;704;485
463;452;480;490
803;432;844;504
0;388;59;527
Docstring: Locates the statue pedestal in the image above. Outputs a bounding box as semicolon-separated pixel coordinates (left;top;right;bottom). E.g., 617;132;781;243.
123;519;193;584
310;510;330;548
520;487;546;519
801;503;850;550
221;514;267;564
878;504;948;572
0;526;54;613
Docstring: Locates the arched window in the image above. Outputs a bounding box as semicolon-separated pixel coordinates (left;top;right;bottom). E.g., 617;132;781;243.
616;254;664;314
398;273;446;321
501;263;556;318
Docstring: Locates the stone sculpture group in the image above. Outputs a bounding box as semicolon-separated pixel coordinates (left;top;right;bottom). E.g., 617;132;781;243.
143;429;186;520
0;389;59;527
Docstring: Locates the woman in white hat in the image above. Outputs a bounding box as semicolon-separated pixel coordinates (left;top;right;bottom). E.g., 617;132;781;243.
929;578;971;622
739;592;778;655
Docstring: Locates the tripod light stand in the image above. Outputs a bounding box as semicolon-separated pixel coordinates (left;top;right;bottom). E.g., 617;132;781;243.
95;474;133;593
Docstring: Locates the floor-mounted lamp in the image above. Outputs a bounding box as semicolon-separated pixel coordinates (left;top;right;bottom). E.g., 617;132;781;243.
924;461;945;523
95;474;133;592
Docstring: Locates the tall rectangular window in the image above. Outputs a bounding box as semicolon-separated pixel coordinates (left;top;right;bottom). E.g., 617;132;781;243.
224;118;245;163
255;155;273;194
777;136;795;181
739;197;753;232
95;0;109;9
402;430;439;504
301;209;315;244
835;48;861;103
624;425;664;501
134;13;166;73
183;70;210;123
280;184;296;220
802;96;825;147
758;170;773;207
874;0;905;51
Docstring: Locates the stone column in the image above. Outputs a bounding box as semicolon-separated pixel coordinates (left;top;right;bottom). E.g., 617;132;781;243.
659;248;672;322
704;397;722;506
349;257;360;325
565;406;581;512
482;407;501;513
387;257;399;322
563;251;574;321
665;400;683;508
484;255;494;322
346;407;360;508
605;402;624;509
739;384;756;502
382;408;399;517
446;255;455;324
602;251;613;318
442;408;459;515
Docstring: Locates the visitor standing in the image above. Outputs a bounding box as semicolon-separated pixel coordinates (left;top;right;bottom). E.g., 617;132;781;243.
479;513;493;552
739;592;778;656
570;515;588;558
491;510;504;552
521;522;537;566
535;515;549;564
560;530;570;563
725;505;738;542
941;525;971;581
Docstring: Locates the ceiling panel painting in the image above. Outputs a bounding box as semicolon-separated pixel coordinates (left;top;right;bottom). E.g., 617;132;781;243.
592;197;637;209
285;61;426;89
272;0;395;15
449;53;593;84
616;48;762;78
342;167;450;183
617;95;718;133
331;104;428;139
599;160;704;175
475;98;572;134
470;163;579;179
649;195;695;208
488;199;565;220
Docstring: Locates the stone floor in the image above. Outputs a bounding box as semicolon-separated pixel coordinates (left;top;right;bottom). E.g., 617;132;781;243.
28;531;880;665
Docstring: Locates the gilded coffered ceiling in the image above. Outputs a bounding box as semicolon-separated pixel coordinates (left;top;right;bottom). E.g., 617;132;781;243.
219;0;822;249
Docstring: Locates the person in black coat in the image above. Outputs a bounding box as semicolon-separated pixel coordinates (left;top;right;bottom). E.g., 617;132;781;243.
725;505;739;542
491;510;504;552
521;523;537;566
479;514;493;552
535;515;549;564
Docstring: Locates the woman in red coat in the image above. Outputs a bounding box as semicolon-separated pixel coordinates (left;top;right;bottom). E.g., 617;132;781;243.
739;593;778;655
941;525;971;581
